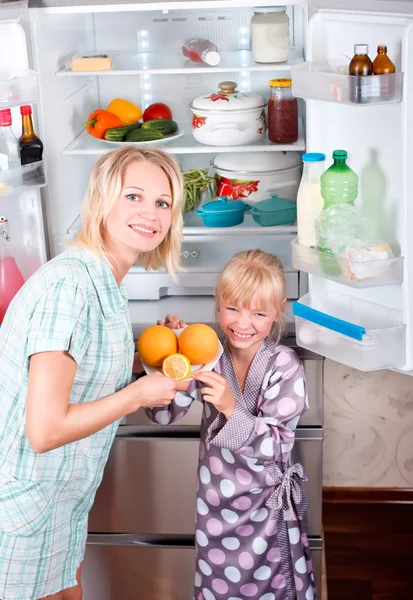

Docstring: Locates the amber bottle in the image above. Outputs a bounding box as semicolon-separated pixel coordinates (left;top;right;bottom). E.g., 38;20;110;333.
373;45;395;74
19;105;43;165
349;44;373;103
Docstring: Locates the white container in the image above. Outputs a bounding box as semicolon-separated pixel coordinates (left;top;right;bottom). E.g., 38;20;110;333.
292;239;404;288
212;151;302;203
292;60;403;105
251;7;290;64
296;153;326;247
294;292;406;371
190;81;266;147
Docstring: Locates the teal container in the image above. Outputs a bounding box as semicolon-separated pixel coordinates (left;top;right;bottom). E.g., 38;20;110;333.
320;150;358;208
250;194;297;227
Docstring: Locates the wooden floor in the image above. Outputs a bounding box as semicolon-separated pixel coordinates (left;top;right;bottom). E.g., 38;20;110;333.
322;491;413;600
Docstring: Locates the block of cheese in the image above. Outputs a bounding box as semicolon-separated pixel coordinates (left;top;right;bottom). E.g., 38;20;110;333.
70;54;112;72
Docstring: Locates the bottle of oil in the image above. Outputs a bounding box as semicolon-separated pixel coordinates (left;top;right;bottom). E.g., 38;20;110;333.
19;105;43;165
349;44;373;104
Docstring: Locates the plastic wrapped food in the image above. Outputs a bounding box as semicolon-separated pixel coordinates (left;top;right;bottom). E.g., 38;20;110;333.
316;204;369;255
340;239;394;281
68;54;112;72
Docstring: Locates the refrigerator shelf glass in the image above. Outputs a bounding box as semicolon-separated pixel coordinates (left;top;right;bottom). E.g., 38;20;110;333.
292;60;403;105
56;48;304;77
0;161;46;197
292;239;404;288
0;69;39;109
293;292;406;371
62;120;305;156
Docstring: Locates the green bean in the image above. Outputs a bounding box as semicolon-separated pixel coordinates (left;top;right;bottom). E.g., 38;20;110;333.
182;167;215;212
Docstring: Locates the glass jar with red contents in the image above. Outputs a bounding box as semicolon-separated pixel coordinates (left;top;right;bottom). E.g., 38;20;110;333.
267;78;298;144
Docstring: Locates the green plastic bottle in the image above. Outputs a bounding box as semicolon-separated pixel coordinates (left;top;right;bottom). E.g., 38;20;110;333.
320;150;359;208
318;150;359;275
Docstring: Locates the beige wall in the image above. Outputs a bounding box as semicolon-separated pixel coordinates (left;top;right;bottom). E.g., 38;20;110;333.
323;360;413;488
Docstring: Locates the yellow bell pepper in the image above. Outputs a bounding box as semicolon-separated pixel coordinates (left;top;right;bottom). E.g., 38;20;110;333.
106;98;143;126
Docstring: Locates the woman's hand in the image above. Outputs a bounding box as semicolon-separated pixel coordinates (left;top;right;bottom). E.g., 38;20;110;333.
192;371;236;420
127;371;190;412
157;314;186;329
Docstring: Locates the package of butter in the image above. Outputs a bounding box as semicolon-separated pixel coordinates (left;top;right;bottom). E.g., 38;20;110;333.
68;54;113;72
340;239;394;281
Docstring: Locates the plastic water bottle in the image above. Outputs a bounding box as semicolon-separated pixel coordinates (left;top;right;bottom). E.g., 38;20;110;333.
320;150;358;208
0;109;20;172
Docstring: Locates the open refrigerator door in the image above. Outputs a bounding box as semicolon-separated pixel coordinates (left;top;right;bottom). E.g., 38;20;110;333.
0;0;47;286
291;8;413;374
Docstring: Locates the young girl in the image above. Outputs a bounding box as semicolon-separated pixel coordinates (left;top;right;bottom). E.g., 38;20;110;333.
0;146;189;600
149;249;317;600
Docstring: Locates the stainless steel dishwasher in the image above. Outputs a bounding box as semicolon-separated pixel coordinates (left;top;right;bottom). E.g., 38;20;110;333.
82;226;324;599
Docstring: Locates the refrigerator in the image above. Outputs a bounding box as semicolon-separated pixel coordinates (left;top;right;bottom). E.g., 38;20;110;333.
0;0;411;597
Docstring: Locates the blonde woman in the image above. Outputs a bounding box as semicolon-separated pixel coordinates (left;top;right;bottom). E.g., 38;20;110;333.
151;250;317;600
0;146;189;600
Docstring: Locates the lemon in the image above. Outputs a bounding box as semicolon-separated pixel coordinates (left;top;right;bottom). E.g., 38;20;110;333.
162;353;191;380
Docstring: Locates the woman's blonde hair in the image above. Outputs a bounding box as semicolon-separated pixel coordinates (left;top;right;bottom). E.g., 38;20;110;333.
216;249;286;341
71;145;184;278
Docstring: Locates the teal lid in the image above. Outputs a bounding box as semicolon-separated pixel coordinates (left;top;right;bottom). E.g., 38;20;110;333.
201;199;247;213
253;195;296;213
302;153;326;162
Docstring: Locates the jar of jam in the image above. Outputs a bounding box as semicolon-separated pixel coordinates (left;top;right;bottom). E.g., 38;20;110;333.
267;78;298;144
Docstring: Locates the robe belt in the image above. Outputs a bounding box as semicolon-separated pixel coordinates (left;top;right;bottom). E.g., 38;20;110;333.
266;462;308;521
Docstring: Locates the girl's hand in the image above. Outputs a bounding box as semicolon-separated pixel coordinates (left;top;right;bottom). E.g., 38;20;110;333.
157;314;186;329
128;371;190;412
192;371;236;420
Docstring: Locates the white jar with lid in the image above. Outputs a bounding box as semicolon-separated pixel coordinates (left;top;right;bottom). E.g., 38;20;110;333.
251;7;290;64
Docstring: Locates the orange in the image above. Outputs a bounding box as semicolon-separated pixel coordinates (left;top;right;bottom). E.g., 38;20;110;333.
162;353;191;380
137;325;179;367
178;323;219;365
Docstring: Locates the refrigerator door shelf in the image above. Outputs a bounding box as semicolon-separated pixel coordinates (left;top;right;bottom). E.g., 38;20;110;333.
0;160;46;197
292;60;403;105
0;68;39;109
294;292;406;371
292;239;404;289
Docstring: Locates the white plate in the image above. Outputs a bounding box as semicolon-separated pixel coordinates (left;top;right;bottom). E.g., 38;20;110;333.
141;328;224;379
99;127;184;146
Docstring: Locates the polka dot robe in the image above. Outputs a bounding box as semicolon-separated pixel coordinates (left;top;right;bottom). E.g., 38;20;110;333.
148;339;317;600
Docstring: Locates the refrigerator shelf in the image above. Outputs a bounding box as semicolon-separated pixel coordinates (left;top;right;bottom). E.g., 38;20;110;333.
0;161;46;197
294;292;406;371
292;239;404;288
67;212;298;237
292;60;403;105
56;48;304;77
62;120;305;155
0;69;39;109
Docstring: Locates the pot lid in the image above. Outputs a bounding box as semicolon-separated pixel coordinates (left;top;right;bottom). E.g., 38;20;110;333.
252;195;296;213
213;151;302;173
201;199;247;213
192;81;266;112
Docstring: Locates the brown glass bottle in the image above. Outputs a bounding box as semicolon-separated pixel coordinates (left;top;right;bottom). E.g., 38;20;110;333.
19;105;43;165
349;44;373;104
373;45;395;74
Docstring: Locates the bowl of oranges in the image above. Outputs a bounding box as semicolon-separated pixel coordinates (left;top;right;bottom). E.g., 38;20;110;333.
137;323;223;381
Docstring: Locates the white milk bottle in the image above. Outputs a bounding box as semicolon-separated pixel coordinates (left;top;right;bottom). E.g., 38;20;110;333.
297;153;326;247
251;7;290;64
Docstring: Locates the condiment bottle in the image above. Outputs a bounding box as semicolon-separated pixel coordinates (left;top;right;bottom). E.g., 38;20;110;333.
373;45;395;74
0;109;20;172
267;78;298;144
349;44;373;103
182;39;220;66
19;105;44;165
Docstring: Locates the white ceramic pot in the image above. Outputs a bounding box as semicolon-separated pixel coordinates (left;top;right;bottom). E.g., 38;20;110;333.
190;81;267;147
212;151;302;204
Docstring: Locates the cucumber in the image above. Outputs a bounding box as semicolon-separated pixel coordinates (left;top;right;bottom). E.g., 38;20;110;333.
126;128;165;142
104;122;141;141
141;119;178;135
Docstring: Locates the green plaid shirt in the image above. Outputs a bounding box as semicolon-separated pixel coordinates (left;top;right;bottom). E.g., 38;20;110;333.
0;247;134;600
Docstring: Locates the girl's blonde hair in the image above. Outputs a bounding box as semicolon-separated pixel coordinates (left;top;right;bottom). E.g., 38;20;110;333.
216;249;286;341
71;146;184;278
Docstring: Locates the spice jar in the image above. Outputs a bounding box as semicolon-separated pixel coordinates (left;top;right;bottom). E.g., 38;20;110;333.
267;78;298;144
251;7;290;64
